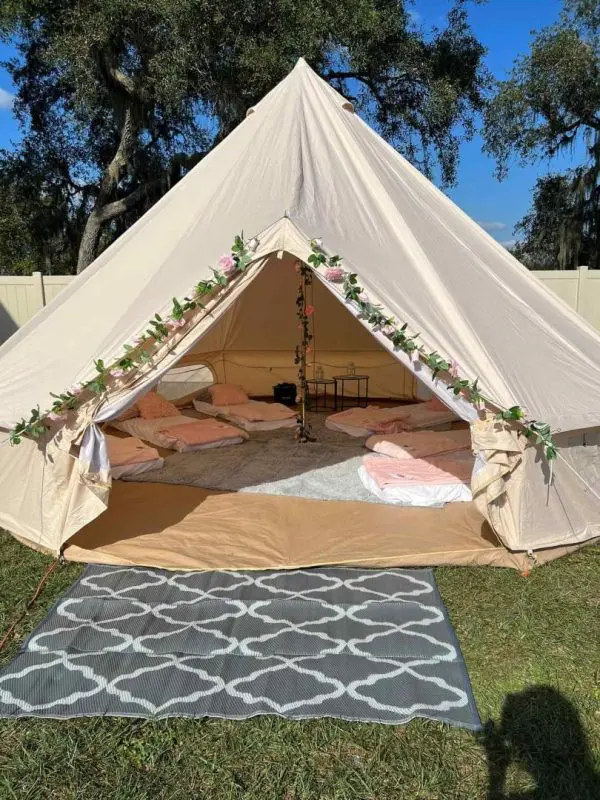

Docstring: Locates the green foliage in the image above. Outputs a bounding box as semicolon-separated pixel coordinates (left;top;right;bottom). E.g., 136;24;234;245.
0;0;487;272
171;298;184;321
425;351;451;379
510;174;600;269
9;406;47;444
496;406;525;422
484;1;600;269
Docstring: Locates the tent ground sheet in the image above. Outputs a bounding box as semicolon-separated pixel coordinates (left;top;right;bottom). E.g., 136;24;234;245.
0;565;481;729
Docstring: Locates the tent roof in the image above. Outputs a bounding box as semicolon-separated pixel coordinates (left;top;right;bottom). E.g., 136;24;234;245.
1;57;600;431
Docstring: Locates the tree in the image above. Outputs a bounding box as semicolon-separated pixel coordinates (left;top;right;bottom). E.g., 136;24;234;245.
483;0;600;269
0;0;488;273
510;173;599;269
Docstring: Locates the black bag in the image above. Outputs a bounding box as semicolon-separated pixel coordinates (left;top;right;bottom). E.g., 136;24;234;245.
273;382;297;406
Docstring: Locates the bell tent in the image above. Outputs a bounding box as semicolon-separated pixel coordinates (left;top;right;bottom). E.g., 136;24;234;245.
0;58;599;570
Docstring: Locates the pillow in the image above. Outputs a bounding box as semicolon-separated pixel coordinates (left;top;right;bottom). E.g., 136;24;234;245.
136;390;180;419
427;396;449;412
209;383;249;406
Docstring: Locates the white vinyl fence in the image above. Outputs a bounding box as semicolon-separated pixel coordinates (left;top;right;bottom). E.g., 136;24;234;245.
0;266;599;345
0;272;74;343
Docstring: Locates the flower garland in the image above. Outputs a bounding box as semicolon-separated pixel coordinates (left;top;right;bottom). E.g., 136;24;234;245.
309;241;558;461
9;235;258;445
9;231;557;463
294;260;316;442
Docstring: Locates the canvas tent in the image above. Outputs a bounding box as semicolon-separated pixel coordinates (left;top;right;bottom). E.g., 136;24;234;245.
1;58;600;568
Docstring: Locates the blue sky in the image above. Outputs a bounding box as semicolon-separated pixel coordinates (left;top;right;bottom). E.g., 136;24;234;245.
0;1;584;246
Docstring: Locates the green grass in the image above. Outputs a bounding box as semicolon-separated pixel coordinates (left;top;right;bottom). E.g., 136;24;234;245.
0;532;598;799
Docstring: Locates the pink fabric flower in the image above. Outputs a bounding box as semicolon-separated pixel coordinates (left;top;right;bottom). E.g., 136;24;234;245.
68;385;83;396
410;348;420;362
219;254;237;277
168;317;186;330
357;291;369;304
325;266;344;282
47;411;63;422
134;335;146;345
450;358;460;379
304;305;315;317
110;368;126;378
306;345;313;354
382;324;396;337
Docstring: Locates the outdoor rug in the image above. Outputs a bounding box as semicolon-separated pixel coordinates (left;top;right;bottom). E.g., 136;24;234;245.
0;566;481;729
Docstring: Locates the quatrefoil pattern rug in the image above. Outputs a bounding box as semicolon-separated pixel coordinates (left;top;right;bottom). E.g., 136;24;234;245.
0;566;480;728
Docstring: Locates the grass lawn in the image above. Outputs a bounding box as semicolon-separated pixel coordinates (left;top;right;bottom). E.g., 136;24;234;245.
0;532;598;800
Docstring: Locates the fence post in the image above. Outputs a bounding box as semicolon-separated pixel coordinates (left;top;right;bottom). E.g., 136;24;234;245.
576;265;588;315
31;271;46;311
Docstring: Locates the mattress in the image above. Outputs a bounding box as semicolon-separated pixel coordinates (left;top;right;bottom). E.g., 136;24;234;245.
105;434;164;480
366;429;472;460
193;400;297;431
358;452;473;508
326;402;458;438
111;415;246;452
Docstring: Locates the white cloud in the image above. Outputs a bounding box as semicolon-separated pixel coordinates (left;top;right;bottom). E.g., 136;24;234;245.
0;88;15;110
499;239;517;249
477;221;507;232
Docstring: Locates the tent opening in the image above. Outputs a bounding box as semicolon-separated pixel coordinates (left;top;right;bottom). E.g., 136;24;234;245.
61;252;546;572
173;253;419;401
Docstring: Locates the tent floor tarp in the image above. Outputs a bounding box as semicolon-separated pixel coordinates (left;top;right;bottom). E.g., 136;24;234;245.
62;482;586;572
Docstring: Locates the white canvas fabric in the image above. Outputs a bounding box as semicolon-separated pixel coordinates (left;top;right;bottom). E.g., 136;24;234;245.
1;58;600;556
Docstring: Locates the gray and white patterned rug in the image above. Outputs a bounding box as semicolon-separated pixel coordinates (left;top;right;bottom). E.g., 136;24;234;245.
0;566;480;728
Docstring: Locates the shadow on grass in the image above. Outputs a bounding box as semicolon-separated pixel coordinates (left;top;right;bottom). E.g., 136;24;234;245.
481;686;600;800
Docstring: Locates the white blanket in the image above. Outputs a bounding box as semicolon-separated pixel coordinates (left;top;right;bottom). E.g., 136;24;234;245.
358;465;472;507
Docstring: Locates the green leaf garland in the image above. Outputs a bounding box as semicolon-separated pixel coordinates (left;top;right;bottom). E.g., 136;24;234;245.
8;234;255;445
313;240;557;462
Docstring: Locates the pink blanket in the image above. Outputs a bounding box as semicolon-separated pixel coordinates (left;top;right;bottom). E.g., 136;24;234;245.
366;429;471;460
362;454;474;488
106;435;160;467
158;419;244;447
221;402;296;422
328;405;411;430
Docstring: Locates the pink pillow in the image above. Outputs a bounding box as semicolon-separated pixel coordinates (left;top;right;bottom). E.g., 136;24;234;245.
136;390;180;419
209;384;249;406
427;396;448;412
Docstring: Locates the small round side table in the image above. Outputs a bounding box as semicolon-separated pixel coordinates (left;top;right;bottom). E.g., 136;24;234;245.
333;374;369;410
306;378;337;412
